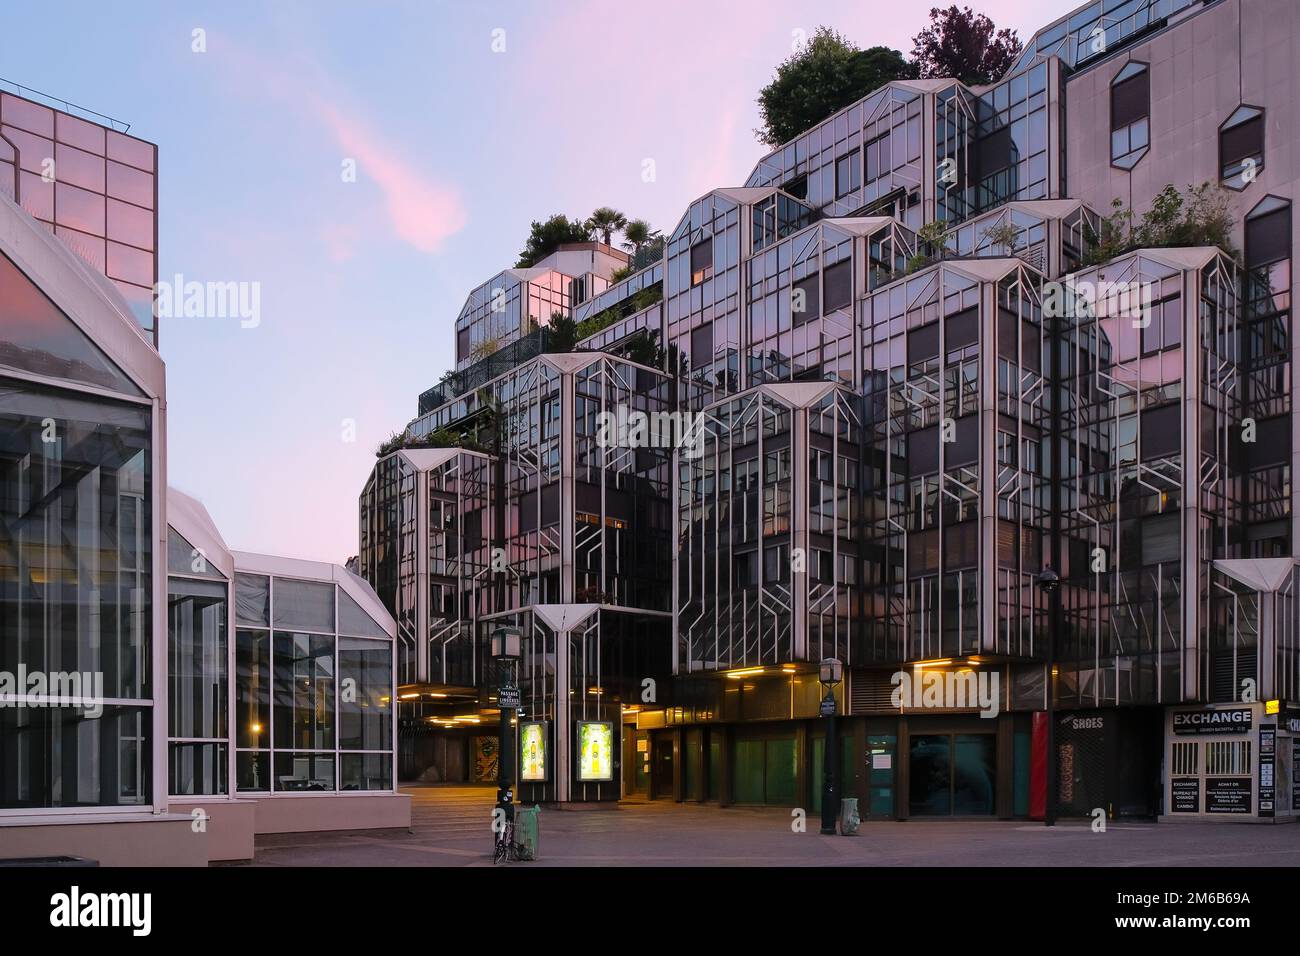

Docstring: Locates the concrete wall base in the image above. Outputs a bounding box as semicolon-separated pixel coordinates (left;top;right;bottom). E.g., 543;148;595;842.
168;799;257;861
541;801;620;811
0;814;207;867
252;792;412;834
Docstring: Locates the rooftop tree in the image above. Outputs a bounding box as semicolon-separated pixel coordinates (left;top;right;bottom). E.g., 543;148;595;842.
910;5;1023;86
587;207;628;247
515;214;593;267
756;27;913;148
621;218;661;258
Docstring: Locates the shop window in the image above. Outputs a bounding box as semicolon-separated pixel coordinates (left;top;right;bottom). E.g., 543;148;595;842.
1220;105;1264;191
1109;62;1149;170
690;237;713;285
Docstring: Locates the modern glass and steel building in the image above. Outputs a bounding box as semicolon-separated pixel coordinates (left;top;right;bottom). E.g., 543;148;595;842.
361;0;1300;820
0;82;159;342
0;89;408;865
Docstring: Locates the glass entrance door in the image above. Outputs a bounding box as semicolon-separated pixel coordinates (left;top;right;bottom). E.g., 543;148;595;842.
909;733;995;816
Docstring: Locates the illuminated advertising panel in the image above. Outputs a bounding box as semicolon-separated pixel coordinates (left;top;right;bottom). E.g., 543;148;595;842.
519;720;549;782
576;720;614;782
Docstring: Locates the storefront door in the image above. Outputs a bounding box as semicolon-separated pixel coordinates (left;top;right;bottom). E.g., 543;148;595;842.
909;733;996;816
652;734;674;799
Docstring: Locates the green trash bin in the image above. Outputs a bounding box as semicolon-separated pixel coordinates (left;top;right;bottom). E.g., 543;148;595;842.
513;805;540;861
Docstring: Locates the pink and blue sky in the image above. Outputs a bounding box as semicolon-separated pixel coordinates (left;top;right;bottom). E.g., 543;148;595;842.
2;0;1078;562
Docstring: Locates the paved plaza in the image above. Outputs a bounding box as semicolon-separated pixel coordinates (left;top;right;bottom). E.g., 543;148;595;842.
243;785;1300;867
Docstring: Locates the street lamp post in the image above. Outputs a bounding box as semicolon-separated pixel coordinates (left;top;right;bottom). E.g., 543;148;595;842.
818;658;843;835
491;626;522;838
1036;568;1059;828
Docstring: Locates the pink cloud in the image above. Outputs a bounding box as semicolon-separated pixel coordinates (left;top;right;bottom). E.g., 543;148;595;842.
211;37;467;254
312;97;467;253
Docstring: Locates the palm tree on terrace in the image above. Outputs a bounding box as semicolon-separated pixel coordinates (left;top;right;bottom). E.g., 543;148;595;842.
587;207;628;247
621;218;660;257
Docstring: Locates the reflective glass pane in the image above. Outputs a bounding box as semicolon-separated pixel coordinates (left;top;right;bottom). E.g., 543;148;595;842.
236;750;269;792
272;578;334;632
168;579;227;739
0;704;150;808
167;527;225;579
909;735;952;815
234;573;268;625
952;734;996;814
0;380;152;709
339;637;391;750
338;584;388;638
169;742;227;796
341;753;392;791
235;629;270;748
274;751;334;791
273;631;335;749
0;252;143;394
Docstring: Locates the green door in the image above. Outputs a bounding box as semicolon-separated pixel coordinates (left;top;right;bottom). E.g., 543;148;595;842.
764;737;797;805
734;739;765;803
732;735;798;805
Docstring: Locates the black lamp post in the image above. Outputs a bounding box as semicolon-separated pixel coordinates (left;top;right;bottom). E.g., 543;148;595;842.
491;626;522;834
818;658;843;835
1036;568;1059;828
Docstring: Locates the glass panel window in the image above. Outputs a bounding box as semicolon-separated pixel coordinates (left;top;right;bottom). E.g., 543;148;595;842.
273;631;335;750
168;527;225;578
1220;106;1265;189
168;578;228;740
0;380;153;803
792;274;819;324
235;629;270;748
272;578;335;632
341;753;393;791
274;752;335;791
1;705;150;808
169;742;227;796
1110;62;1150;169
236;750;269;792
339;637;392;751
690;238;713;285
338;586;389;638
235;573;269;625
823;260;852;312
0;252;144;394
835;149;861;198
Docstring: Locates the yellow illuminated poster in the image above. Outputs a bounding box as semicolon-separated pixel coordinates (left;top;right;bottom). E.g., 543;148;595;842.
520;721;548;782
576;721;614;782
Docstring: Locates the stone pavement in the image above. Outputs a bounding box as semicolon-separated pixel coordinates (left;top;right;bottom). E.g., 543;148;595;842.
242;785;1300;867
